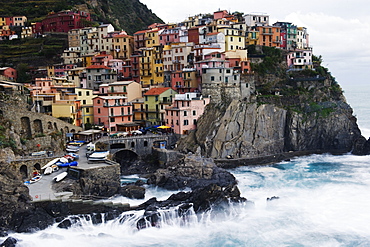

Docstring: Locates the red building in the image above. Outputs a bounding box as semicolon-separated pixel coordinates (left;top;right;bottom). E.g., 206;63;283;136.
0;67;17;81
35;10;91;34
188;27;200;44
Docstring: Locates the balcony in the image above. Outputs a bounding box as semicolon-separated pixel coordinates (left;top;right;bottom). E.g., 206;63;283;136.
160;99;173;104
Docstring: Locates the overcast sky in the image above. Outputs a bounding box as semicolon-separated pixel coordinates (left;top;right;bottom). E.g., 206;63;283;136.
140;0;370;91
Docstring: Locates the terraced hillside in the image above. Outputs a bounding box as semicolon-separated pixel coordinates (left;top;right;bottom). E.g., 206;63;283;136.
0;0;163;35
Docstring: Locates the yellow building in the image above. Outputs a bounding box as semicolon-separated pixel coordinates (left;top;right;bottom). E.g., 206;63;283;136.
218;27;245;51
246;31;259;45
52;98;80;126
113;34;134;59
0;17;6;27
140;46;164;88
75;88;95;128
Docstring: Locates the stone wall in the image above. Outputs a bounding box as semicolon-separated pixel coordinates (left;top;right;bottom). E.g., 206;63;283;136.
202;74;256;103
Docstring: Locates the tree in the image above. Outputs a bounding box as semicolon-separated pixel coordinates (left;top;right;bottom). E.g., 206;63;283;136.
16;63;31;83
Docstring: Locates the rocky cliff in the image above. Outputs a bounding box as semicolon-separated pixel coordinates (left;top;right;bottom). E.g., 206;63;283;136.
177;47;363;160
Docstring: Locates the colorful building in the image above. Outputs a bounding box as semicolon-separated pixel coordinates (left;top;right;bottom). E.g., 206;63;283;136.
144;87;177;126
93;95;133;133
85;65;117;90
75;88;95;128
165;92;210;135
35;10;91;34
0;67;17;81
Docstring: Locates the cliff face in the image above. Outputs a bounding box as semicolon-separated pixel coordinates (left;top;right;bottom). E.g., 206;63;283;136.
179;99;360;160
177;48;362;160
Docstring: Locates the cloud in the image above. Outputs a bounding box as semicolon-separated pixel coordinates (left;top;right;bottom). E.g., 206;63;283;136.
284;12;370;85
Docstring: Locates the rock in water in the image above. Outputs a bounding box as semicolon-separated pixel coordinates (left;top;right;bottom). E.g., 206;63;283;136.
0;237;18;247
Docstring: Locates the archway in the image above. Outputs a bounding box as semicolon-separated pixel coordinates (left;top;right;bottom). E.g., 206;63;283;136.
113;150;139;174
33;119;43;135
21;117;31;138
20;165;27;179
33;163;41;171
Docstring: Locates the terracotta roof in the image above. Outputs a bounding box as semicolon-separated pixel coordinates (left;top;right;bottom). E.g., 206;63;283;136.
114;34;132;38
134;30;148;35
144;87;172;96
86;65;111;69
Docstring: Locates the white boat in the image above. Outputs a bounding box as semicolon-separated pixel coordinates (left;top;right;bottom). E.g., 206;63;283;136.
59;157;69;163
31;151;47;157
41;158;60;170
53;172;68;182
51;165;59;172
66;145;80;152
30;175;42;183
44;166;53;175
88;151;109;161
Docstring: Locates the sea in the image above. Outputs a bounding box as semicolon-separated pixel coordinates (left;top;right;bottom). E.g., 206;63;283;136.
3;86;370;247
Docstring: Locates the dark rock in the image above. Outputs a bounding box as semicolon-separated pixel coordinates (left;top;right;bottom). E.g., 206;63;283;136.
0;231;8;237
10;207;54;233
119;185;145;199
57;219;72;229
57;216;81;229
267;196;280;201
0;237;18;247
90;213;103;224
42;201;71;217
147;155;237;190
191;184;245;213
352;136;370;155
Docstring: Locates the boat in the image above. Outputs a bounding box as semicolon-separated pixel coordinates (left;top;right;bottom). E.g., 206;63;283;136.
31;151;47;157
53;172;68;182
30;175;42;183
57;161;78;167
88;151;109;161
44;166;53;175
41;158;60;170
66;145;80;152
59;157;69;163
66;152;79;160
51;165;59;172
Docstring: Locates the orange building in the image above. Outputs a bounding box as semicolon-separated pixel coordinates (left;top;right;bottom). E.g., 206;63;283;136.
254;26;281;47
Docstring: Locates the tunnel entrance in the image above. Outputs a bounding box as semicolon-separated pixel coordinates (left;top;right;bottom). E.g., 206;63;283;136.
113;150;139;174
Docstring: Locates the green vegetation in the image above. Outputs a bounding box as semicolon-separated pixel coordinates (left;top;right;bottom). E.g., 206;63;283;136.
0;0;163;35
248;45;285;76
89;0;163;34
0;35;67;78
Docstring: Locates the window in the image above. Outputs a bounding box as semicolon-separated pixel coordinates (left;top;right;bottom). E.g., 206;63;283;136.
110;117;115;122
193;110;196;116
184;111;187;116
83;100;86;104
211;76;215;81
184;120;189;125
97;108;101;114
86;108;90;113
78;92;82;96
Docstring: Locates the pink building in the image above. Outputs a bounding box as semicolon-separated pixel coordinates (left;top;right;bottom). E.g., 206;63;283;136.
165;92;210;135
93;95;133;133
171;69;199;94
92;53;113;67
287;49;313;70
159;28;181;46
